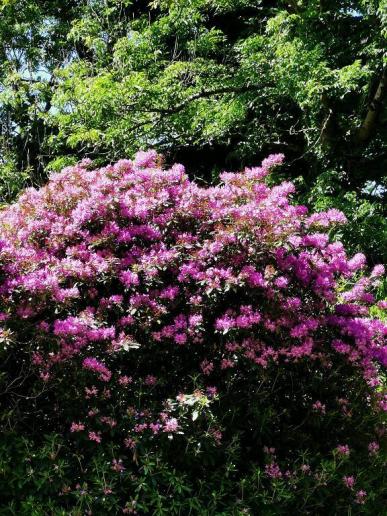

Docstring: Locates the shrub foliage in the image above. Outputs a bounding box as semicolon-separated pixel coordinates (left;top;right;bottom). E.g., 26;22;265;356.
0;151;386;514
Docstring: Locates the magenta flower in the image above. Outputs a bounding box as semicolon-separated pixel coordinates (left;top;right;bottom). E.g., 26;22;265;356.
368;441;379;456
88;431;102;443
70;422;85;432
336;444;350;457
82;357;112;382
355;490;367;504
144;375;157;386
118;375;133;386
312;401;326;414
111;459;125;473
134;149;158;168
265;462;282;479
343;476;355;489
163;418;179;433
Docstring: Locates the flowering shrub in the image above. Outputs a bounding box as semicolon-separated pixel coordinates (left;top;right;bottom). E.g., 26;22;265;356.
0;151;386;513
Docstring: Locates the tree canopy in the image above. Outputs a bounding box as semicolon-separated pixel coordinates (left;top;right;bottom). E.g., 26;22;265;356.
0;0;386;260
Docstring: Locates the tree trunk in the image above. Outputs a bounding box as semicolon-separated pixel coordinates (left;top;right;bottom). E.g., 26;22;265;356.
355;67;387;144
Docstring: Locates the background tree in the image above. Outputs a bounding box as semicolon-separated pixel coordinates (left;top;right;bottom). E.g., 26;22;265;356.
0;0;386;260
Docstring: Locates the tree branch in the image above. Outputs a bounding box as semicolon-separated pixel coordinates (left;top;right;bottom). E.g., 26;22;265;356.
160;84;261;115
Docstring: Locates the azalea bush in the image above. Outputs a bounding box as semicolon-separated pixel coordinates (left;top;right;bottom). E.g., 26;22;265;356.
0;150;386;514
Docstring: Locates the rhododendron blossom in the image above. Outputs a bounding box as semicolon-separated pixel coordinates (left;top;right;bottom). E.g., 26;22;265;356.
355;490;367;504
336;445;350;457
343;476;355;489
0;149;385;465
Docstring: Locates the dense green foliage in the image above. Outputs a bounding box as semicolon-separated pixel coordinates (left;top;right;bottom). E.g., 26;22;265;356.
0;408;385;515
0;0;386;259
0;2;386;514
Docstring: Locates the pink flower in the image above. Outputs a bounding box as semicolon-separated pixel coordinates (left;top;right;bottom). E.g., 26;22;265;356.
111;459;125;473
32;352;44;365
144;375;157;386
100;416;117;428
306;209;347;228
149;422;161;434
82;357;111;382
113;158;132;173
336;444;350;457
312;400;326;414
120;270;139;288
265;462;282;479
124;437;136;449
206;386;218;397
163;418;179;433
188;314;202;328
118;375;133;386
220;358;235;369
40;371;50;382
160;286;179;300
134;423;148;433
347;253;366;271
209;428;222;445
88;431;102;443
134;149;158;168
343;476;355;489
85;385;98;398
355;490;367;504
70;422;85;432
201;360;214;375
274;276;289;288
368;441;379;456
215;315;234;332
370;264;385;278
261;153;285;171
174;333;187;345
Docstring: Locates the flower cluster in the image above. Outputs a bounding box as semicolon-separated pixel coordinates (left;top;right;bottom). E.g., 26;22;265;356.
0;150;385;468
